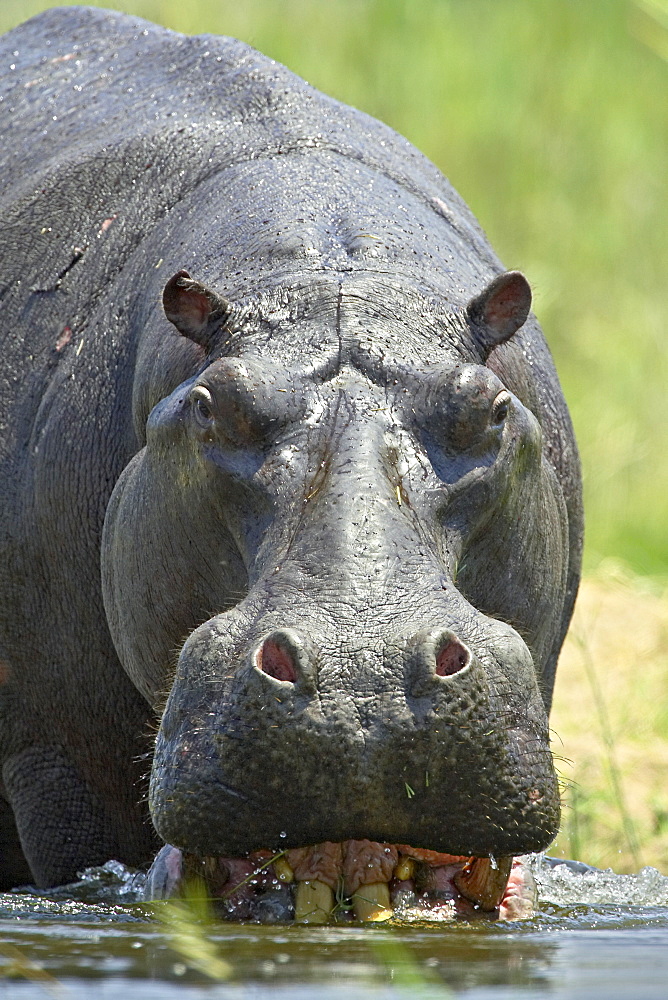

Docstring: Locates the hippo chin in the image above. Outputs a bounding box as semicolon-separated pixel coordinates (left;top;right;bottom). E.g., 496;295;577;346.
0;7;581;921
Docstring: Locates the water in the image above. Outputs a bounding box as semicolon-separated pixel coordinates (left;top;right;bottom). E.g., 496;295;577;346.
2;857;668;999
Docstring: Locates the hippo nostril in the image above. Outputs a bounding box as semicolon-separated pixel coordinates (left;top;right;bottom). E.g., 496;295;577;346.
255;636;298;683
435;637;471;677
409;628;474;696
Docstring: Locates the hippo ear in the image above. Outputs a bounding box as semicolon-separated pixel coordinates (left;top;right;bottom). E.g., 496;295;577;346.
466;271;532;359
162;270;231;352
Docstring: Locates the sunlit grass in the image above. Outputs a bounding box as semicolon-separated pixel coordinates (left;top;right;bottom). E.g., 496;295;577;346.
551;566;668;872
0;943;62;994
368;936;455;998
153;881;451;994
152;879;233;980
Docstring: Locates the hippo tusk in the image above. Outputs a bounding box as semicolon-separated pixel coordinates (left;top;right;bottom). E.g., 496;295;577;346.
394;855;416;881
273;856;295;883
453;855;513;911
352;882;393;922
294;879;335;923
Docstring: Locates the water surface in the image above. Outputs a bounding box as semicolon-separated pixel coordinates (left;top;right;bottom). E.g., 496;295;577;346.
2;857;667;999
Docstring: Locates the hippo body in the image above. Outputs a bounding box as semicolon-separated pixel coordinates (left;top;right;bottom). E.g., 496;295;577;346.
0;6;582;909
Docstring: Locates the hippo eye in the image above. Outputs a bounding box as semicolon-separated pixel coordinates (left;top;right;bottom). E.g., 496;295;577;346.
191;387;215;426
491;391;510;426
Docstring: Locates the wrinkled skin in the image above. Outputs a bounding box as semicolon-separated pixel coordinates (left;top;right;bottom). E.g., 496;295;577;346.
0;7;582;915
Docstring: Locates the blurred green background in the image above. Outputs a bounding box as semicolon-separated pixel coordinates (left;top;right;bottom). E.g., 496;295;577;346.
2;1;667;871
3;0;666;579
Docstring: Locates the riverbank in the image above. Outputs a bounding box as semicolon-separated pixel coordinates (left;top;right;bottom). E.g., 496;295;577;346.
551;565;668;873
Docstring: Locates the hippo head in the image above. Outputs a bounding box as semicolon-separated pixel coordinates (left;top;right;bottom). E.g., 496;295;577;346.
102;267;567;918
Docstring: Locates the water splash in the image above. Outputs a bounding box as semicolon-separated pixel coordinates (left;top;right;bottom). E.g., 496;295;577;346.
527;854;668;908
7;855;668;925
10;860;147;908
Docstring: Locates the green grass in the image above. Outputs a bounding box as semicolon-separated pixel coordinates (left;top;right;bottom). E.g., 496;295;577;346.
152;885;453;993
551;566;668;872
3;0;666;577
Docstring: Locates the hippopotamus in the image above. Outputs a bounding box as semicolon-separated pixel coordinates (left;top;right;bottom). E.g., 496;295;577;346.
0;7;582;921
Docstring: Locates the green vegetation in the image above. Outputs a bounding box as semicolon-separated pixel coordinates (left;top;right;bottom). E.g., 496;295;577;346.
2;1;666;870
551;564;668;873
153;880;233;980
152;885;453;993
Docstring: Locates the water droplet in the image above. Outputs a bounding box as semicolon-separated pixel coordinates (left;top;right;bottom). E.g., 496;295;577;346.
279;831;287;838
490;855;498;870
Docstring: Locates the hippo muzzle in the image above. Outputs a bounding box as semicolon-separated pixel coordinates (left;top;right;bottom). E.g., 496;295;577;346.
151;604;557;860
102;271;567;918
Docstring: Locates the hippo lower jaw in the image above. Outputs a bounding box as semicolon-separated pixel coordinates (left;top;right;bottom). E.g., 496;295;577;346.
145;840;537;922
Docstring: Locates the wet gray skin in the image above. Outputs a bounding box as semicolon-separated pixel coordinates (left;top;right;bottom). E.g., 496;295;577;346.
0;7;581;895
102;171;571;860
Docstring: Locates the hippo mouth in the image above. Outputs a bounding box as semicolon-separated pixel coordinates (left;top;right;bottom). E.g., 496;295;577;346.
146;840;536;922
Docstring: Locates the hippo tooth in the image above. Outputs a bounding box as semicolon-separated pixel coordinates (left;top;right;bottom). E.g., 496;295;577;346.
498;860;537;920
352;882;393;922
453;856;513;911
294;879;335;923
394;855;416;881
273;856;295;883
